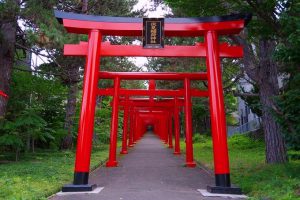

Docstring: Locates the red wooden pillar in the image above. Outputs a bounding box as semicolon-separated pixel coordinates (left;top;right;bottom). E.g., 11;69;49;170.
128;107;134;147
157;117;163;140
205;31;232;189
160;117;164;141
184;78;196;167
149;79;155;105
163;113;168;144
106;76;121;167
173;97;181;155
63;30;101;192
156;117;160;136
136;116;141;140
120;96;129;154
133;112;138;143
168;111;173;148
140;117;144;137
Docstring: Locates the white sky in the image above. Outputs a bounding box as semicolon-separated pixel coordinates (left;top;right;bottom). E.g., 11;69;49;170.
31;0;172;69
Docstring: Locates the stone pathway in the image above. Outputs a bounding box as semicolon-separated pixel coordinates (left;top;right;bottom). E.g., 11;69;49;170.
50;132;242;200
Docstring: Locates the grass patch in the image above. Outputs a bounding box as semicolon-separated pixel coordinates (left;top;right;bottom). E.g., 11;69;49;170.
0;144;109;200
182;134;300;200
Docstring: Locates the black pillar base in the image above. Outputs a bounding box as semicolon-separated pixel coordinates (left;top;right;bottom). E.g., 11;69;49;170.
73;172;89;185
215;173;231;187
62;184;97;192
207;173;242;194
207;185;242;194
61;172;97;192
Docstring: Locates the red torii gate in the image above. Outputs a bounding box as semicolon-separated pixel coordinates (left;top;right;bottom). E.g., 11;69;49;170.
100;76;207;166
55;10;251;194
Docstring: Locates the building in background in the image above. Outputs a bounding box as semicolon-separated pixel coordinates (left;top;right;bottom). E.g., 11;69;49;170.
228;77;262;136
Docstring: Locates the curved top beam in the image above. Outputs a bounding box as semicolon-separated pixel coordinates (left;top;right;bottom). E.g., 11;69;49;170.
55;10;251;25
54;10;251;36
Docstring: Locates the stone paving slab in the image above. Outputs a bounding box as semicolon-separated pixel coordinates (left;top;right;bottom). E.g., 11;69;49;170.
50;133;243;200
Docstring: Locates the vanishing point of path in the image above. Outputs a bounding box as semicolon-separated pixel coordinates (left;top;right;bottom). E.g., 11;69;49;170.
51;132;239;200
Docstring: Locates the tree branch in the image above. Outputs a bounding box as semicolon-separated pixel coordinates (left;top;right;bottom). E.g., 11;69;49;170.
233;92;259;97
13;66;62;77
230;35;259;82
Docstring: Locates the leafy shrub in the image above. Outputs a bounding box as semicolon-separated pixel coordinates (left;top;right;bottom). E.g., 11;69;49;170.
193;134;210;143
274;74;300;151
0;71;67;158
228;134;264;150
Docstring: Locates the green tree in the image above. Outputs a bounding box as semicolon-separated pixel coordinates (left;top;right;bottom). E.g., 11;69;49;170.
1;0;144;150
0;70;67;159
162;0;299;163
0;0;19;118
273;5;300;151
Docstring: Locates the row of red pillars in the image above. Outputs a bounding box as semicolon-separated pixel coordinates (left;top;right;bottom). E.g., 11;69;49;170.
109;79;196;167
55;10;250;194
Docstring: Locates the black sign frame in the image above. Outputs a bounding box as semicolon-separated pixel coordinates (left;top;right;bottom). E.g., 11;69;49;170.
143;18;164;49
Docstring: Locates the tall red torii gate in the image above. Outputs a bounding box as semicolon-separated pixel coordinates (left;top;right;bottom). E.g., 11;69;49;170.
55;10;251;194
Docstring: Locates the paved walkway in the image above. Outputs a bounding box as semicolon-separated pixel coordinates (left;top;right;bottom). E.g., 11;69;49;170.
51;133;237;200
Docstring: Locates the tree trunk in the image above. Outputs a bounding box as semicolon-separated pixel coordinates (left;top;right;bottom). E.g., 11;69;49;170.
257;39;287;163
61;0;88;150
26;135;31;152
61;82;78;149
32;138;35;153
15;148;20;162
0;21;17;118
234;36;288;163
82;0;88;13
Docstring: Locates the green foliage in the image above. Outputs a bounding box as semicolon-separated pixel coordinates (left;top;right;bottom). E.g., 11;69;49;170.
273;4;300;151
0;133;23;149
0;145;109;200
94;97;113;144
274;74;300;150
275;4;300;73
186;135;300;200
0;70;67;156
164;0;299;163
192;134;210;143
228;134;264;150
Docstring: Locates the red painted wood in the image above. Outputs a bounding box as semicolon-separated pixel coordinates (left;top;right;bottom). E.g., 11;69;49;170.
173;97;181;155
99;72;208;80
74;30;102;173
120;96;129;154
62;19;245;36
97;88;208;97
106;77;121;167
64;42;243;58
205;31;230;174
184;78;196;168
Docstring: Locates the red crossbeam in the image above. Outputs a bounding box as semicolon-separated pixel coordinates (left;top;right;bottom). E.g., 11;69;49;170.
97;88;208;97
64;42;243;58
121;101;180;107
98;72;207;80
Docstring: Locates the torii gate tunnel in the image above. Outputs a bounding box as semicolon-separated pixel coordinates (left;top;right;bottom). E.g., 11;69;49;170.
55;10;251;194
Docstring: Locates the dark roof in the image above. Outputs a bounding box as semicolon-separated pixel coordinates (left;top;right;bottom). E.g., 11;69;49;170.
54;10;252;26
